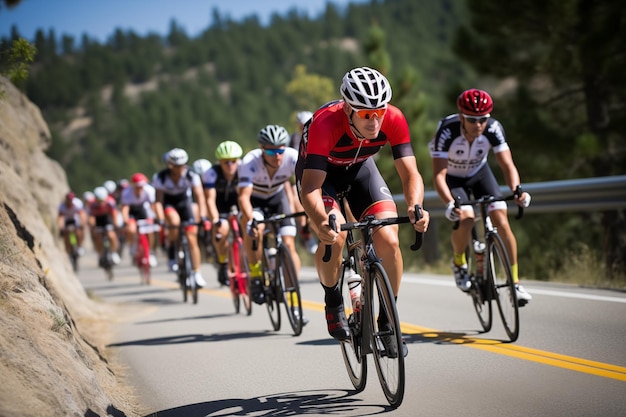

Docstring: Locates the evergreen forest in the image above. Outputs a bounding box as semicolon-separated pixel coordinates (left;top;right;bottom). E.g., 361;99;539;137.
1;0;624;283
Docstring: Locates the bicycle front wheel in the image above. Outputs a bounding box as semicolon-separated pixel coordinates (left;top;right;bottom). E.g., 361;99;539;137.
487;232;519;342
467;245;492;332
277;245;303;336
263;251;281;331
368;262;405;407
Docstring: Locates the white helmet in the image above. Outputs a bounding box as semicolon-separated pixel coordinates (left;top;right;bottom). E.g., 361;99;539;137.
296;111;313;125
340;66;392;109
191;158;212;175
166;148;189;166
94;186;108;201
83;191;95;202
103;180;116;194
257;125;289;146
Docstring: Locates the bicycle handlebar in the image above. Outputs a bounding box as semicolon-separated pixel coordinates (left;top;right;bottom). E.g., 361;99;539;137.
453;186;524;230
250;211;307;250
323;204;424;262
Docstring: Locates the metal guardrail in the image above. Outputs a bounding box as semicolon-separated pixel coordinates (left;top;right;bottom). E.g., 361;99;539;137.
395;175;626;217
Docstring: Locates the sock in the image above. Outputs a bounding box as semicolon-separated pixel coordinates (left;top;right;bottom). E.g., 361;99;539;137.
454;252;467;266
218;254;226;264
249;261;262;278
322;283;343;308
511;264;519;283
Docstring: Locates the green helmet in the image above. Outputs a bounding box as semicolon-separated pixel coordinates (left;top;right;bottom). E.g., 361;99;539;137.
215;140;243;160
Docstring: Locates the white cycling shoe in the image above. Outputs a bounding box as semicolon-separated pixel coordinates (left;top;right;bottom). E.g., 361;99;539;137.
515;284;532;306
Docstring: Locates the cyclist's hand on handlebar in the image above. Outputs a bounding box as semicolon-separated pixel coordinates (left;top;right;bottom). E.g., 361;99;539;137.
445;200;460;222
246;220;258;238
317;221;338;245
410;206;430;233
516;192;531;208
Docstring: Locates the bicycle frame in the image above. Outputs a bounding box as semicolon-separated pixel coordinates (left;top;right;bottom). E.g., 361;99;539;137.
225;207;252;315
455;190;523;342
95;225;114;280
325;196;423;408
251;211;307;336
166;221;198;304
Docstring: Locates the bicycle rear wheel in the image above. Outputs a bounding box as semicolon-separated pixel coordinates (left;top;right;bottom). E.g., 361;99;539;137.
277;245;303;336
263;251;280;331
487;232;519;342
339;248;367;392
368;262;405;408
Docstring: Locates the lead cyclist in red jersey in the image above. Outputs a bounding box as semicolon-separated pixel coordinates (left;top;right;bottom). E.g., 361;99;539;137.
296;67;430;346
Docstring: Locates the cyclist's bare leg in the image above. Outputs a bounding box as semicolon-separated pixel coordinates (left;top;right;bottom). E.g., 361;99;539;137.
63;232;72;253
489;208;517;265
451;209;474;257
108;229;119;253
126;221;137;252
213;221;230;263
186;227;201;271
311;207;344;288
372;216;402;295
282;235;301;273
92;232;103;254
243;223;264;265
76;227;84;247
165;209;181;245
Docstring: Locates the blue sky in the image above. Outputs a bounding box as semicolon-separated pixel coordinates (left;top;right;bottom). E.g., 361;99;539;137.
1;0;364;43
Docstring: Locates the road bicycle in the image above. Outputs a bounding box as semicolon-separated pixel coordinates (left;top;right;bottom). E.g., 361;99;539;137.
64;223;80;272
133;219;160;285
95;226;115;281
222;206;252;315
324;193;423;408
167;221;199;304
251;211;307;336
454;187;524;342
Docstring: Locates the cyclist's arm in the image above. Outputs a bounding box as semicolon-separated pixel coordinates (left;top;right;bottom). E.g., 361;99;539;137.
283;179;297;213
237;185;254;224
300;168;335;245
204;187;219;222
394;155;424;208
494;149;521;193
192;183;208;220
432;156;455;203
395;155;430;230
154;189;165;222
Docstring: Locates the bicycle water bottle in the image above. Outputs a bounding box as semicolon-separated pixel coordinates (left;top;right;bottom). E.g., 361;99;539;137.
346;268;362;312
474;240;486;277
267;247;277;270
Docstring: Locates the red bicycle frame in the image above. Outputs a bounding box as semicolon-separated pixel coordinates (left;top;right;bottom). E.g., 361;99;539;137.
226;209;251;315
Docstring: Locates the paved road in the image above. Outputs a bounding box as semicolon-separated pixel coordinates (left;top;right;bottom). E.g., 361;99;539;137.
78;252;626;417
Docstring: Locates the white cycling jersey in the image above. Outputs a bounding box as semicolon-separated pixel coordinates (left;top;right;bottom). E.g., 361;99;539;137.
120;184;156;217
429;114;510;178
152;167;201;197
58;198;85;223
237;147;298;199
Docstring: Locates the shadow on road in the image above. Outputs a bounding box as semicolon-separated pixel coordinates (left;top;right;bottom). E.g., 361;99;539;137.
142;389;390;417
108;330;283;347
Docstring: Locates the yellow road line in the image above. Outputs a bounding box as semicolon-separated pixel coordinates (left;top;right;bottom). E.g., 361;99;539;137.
401;323;626;382
152;278;626;382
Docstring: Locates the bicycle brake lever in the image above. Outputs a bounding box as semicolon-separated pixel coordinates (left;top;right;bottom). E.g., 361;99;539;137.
453;196;462;230
411;204;423;251
322;214;336;262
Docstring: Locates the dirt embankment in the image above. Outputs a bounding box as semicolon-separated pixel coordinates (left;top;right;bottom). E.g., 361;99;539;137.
0;76;141;417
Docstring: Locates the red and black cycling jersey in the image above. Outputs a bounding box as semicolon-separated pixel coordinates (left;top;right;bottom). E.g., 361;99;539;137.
299;100;414;171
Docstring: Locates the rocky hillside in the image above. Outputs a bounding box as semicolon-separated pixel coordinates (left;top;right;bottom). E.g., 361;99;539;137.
0;76;139;416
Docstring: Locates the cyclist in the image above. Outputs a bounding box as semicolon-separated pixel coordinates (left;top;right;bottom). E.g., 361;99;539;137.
191;158;215;263
153;148;209;287
296;67;430;345
238;125;302;305
429;88;532;303
87;186;121;265
202;140;243;286
120;172;158;267
57;191;87;257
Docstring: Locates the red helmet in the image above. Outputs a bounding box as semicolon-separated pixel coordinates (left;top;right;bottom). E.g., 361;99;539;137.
66;192;76;201
457;89;493;116
131;172;148;186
